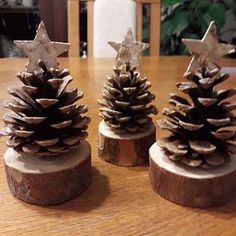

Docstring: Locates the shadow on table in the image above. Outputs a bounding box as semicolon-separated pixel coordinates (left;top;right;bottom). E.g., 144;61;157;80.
187;192;236;218
208;193;236;216
128;163;149;173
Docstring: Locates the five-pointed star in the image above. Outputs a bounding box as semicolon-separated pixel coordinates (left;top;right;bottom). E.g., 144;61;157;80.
108;28;149;67
182;21;235;73
14;21;70;73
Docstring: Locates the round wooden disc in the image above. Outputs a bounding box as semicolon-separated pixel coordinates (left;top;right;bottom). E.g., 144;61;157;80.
149;142;236;208
98;120;156;166
4;140;92;205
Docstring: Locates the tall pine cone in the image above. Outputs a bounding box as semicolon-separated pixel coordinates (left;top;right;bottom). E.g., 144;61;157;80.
99;62;157;133
158;66;236;168
2;61;90;157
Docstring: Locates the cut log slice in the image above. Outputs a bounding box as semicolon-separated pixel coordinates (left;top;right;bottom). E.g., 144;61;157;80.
4;140;91;206
98;120;156;166
149;142;236;208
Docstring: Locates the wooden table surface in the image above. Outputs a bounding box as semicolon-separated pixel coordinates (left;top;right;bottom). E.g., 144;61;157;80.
0;56;236;236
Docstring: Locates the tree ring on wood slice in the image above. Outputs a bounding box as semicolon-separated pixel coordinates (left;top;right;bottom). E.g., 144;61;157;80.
149;142;236;208
98;120;156;167
4;140;92;206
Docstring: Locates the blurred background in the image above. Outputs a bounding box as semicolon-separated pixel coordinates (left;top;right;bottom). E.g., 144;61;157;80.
0;0;235;58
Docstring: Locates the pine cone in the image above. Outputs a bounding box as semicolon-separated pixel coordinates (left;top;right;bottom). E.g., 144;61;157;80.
2;61;90;157
99;62;157;133
158;66;236;168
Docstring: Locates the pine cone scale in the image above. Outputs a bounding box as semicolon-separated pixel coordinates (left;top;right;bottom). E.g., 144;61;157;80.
56;76;73;97
22;143;40;153
177;82;198;93
198;98;217;107
47;79;64;89
179;120;203;131
123;87;136;95
9;104;26;113
189;140;216;155
207;118;230;126
17;72;34;85
3;113;21;124
35;138;59;147
99;107;122;115
47;145;66;153
8;88;37;109
15;130;34;138
211;130;235;140
6;138;25;147
204;151;225;166
63;133;86;145
36;99;58;108
157;119;179;132
62;89;84;106
21;85;38;95
181;157;203;167
4;98;30;111
115;100;130;109
169;95;191;107
158;139;188;156
72;117;90;128
116;116;131;122
168;154;183;161
216;89;236;102
222;102;236;111
50;120;72;129
23;117;47;125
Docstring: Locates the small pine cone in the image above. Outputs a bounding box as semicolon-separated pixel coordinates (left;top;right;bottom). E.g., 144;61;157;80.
158;66;236;168
1;61;90;157
98;62;158;133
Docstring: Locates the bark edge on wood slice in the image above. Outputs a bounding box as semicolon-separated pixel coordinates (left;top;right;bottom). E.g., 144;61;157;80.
149;142;236;208
4;140;92;206
98;120;156;166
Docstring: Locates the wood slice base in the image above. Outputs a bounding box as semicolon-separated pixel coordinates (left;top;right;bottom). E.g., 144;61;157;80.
4;140;92;206
149;142;236;208
98;120;156;166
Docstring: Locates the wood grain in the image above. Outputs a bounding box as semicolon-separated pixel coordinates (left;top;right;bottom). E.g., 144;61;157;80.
98;121;156;166
150;2;160;56
136;1;143;42
67;0;80;57
136;0;161;56
87;0;94;57
67;0;94;57
38;0;67;42
149;143;236;208
4;141;91;206
0;57;236;235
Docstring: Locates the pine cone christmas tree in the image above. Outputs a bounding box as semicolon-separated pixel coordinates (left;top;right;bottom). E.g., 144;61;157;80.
99;62;157;133
158;66;236;168
2;61;90;157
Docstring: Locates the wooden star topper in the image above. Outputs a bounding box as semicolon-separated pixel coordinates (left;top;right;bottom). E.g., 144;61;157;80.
14;21;70;73
108;28;149;67
182;21;235;73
